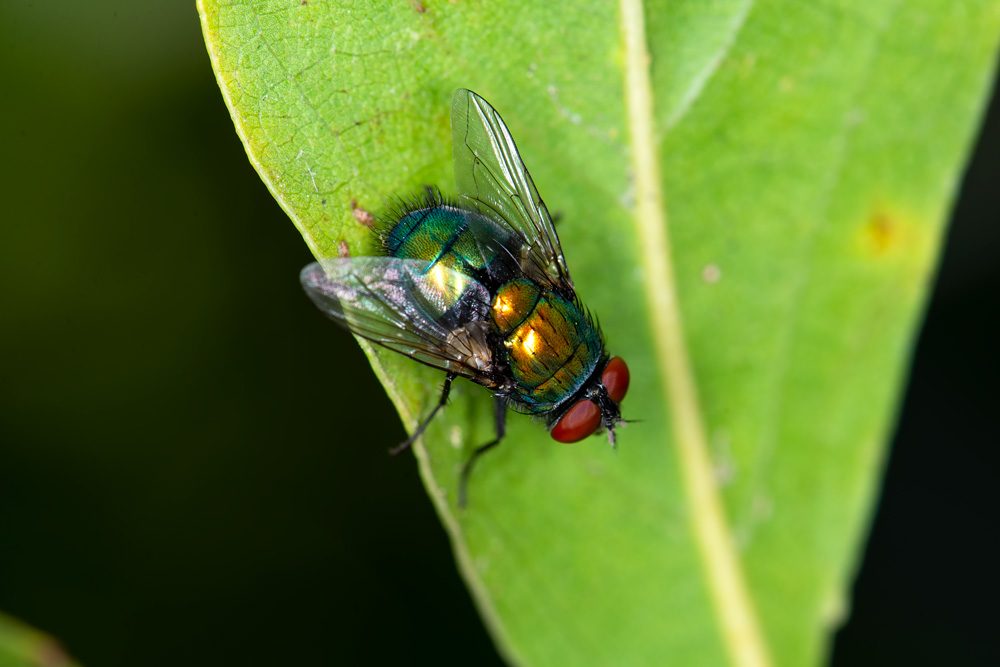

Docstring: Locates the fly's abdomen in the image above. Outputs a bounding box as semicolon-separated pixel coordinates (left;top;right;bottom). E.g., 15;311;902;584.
496;286;602;413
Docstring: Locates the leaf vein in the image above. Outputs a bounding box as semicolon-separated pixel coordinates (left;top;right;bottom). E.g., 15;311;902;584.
620;1;772;665
664;0;756;132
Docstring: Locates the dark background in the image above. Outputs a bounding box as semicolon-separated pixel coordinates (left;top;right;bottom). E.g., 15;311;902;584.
0;3;995;665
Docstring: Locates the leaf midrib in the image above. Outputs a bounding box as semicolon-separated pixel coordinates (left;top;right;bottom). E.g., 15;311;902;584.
619;1;772;666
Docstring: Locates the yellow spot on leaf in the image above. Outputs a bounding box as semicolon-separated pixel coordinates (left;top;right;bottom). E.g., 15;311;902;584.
865;212;896;255
855;204;936;296
857;204;933;263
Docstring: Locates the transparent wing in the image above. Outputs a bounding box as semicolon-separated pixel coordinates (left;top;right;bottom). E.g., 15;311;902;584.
300;258;495;380
451;88;575;296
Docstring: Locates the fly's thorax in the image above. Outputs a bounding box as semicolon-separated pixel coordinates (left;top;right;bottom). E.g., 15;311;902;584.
382;205;461;262
380;203;522;284
500;289;604;414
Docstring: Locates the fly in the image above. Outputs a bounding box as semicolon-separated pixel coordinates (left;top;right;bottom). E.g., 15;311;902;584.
301;89;630;506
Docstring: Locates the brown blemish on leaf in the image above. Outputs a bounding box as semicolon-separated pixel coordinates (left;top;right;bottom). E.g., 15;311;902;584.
350;199;376;228
856;204;936;295
338;240;351;257
412;0;426;12
865;211;896;255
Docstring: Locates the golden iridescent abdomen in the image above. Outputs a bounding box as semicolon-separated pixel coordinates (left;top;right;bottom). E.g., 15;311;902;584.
491;280;601;413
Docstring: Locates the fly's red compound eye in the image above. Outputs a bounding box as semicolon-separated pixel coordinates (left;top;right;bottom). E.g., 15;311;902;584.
550;399;601;443
602;356;630;403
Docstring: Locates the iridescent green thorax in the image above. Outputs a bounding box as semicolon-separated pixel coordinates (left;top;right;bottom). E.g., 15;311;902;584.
382;204;509;276
502;291;602;413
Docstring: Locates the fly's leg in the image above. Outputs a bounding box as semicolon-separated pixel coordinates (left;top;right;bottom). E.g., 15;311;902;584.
390;373;456;455
458;397;507;508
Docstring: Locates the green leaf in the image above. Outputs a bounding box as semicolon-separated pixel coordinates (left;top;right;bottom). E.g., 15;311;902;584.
198;1;1000;664
0;613;79;667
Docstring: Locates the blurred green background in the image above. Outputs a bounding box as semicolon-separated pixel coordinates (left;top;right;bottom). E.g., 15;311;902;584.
0;2;996;665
